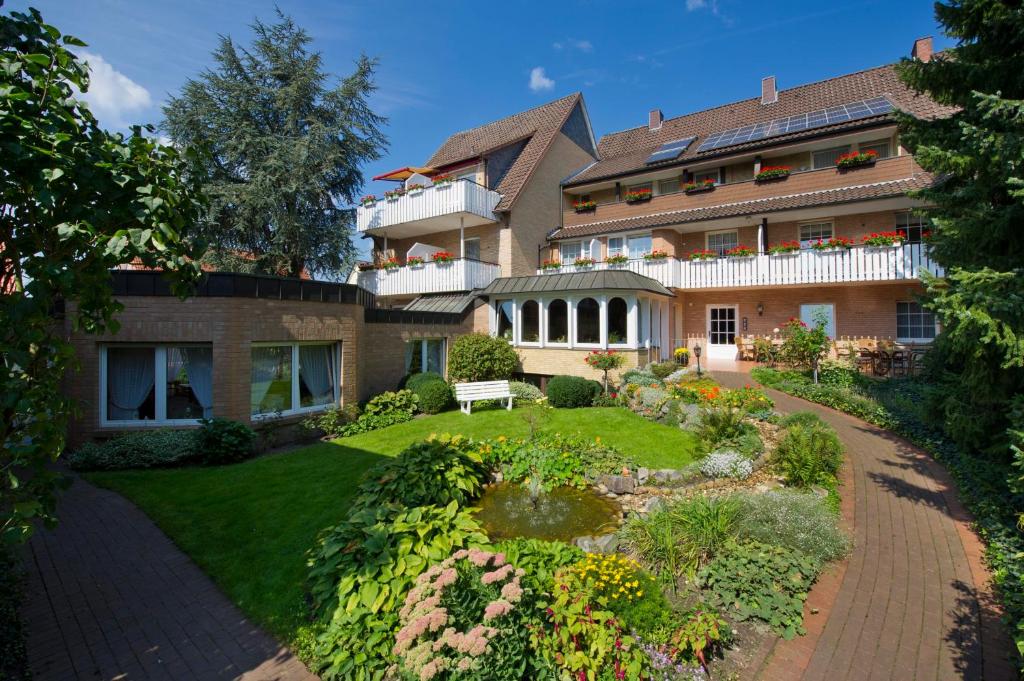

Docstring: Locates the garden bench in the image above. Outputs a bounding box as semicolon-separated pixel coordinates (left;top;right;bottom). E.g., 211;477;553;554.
454;380;513;415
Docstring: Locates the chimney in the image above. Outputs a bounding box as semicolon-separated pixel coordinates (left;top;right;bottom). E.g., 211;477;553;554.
761;76;777;105
911;36;933;63
648;109;663;131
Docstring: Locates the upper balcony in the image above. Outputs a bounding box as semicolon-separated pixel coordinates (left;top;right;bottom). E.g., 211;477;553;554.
357;179;502;238
356;257;501;298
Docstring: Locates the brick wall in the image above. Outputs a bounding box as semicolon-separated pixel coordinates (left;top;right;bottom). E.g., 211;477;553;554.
373;223;500;265
517;347;644;383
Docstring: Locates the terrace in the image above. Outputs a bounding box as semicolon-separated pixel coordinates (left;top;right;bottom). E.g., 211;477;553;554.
356;178;501;237
355;256;501;296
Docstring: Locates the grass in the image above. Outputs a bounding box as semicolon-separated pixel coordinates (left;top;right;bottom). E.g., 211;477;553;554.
87;405;698;647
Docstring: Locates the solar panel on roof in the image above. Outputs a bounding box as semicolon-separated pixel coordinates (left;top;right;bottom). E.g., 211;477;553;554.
695;96;895;153
644;136;696;164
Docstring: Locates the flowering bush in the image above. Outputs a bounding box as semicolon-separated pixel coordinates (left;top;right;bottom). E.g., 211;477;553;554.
574;256;596;267
573;199;597;212
768;241;800;255
381;257;400;270
394;548;535;680
432;174;453;185
700;450;754;480
644;249;669;260
564;553;670;635
724;245;755;257
835;149;878;168
810;236;853;251
605;253;629;265
779;316;830;383
432;250;456;263
689;249;718;261
540;259;561;270
684;178;716;193
384;188;406;200
754;166;790;182
360;194;377;206
407;256;424;266
625;187;653;202
585;350;626;393
674;347;690;358
861;230;906;247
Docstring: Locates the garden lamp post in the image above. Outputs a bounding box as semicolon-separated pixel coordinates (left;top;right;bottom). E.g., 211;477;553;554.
694;344;702;376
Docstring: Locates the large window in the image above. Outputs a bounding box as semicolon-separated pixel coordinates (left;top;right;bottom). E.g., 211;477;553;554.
496;300;514;340
251;343;338;417
799;304;836;339
657;178;679;195
607;237;624;258
693;168;721;185
896;212;929;243
560;241;582;263
464;237;481;261
547;299;568;343
896;302;937;342
406;339;445;375
627;234;653;257
799;221;834;249
608;297;628;345
576;298;600;344
812;145;851;169
103;345;212;425
706;230;738;256
520;300;540;343
859;139;891;159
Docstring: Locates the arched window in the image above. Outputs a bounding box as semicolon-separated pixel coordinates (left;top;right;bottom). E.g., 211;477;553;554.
608;297;628;344
547;299;568;343
521;300;539;342
576;297;600;344
496;300;513;340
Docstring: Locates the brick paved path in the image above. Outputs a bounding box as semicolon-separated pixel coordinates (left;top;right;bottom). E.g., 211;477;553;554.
20;474;317;681
715;372;1015;681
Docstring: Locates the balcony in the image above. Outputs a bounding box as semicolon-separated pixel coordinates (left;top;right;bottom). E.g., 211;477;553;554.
357;258;501;297
357;180;501;238
537;243;943;290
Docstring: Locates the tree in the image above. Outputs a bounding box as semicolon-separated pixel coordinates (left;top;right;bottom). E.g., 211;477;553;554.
584;350;625;394
896;0;1024;455
162;11;387;279
0;7;207;543
779;315;829;384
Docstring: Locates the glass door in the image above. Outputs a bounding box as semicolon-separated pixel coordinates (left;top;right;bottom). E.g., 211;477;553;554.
707;306;738;359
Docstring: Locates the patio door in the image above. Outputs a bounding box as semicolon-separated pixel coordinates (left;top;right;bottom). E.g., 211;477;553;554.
706;305;738;360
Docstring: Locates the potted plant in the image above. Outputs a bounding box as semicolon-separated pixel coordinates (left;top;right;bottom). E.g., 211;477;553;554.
768;240;801;255
574;256;596;267
357;262;376;272
360;194;377;207
541;259;562;271
432;174;453;185
811;236;854;252
689;249;718;261
754;165;791;182
431;250;455;264
406;256;424;267
624;187;652;203
643;249;669;260
683;178;716;194
674;346;690;366
862;230;906;248
384;188;405;200
573;199;597;213
381;257;400;270
407;183;425;194
724;245;756;258
604;254;629;265
836;149;878;169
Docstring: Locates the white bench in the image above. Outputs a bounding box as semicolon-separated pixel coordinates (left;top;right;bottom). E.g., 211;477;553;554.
453;380;513;415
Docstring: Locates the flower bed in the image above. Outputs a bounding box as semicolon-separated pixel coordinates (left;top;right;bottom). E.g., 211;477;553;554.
861;230;906;247
755;166;791;182
625;188;652;203
835;149;878;169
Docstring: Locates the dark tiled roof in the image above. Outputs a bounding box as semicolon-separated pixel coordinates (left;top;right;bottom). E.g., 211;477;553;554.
426;93;583;211
566;64;954;186
550;173;936;240
403;292;480;315
480;270;673;297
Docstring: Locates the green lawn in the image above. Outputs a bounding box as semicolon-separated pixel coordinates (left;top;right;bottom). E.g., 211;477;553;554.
87;406;698;647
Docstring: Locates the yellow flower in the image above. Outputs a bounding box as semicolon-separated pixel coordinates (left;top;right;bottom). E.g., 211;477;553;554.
636;591;643;597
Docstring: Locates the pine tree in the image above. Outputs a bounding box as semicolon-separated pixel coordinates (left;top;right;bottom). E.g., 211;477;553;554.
163;11;386;279
896;0;1024;455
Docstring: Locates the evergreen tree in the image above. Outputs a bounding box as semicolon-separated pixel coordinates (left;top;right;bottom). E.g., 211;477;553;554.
896;0;1024;455
163;11;386;279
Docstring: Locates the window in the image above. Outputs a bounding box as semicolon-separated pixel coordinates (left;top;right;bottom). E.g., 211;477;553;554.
799;304;836;339
897;302;937;342
608;297;628;345
693;168;721;185
496;300;514;340
657;178;679;195
576;298;600;344
812;145;851;169
464;237;480;261
547;299;568;343
627;234;653;257
521;300;540;343
405;339;446;375
103;345;213;425
799;221;834;249
706;230;738;256
456;169;477;183
560;241;582;263
859;139;891;159
251;343;338;417
896;212;929;243
607;237;624;258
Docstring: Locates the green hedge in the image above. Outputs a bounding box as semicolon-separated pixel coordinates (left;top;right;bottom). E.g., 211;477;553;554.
546;375;601;408
415;379;453;414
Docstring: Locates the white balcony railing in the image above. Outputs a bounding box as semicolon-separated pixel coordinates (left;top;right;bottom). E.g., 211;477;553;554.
357;180;501;234
537;243;943;290
357;258;501;297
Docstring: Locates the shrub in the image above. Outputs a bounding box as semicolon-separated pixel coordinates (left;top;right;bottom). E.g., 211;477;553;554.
639;607;730;670
403;371;445;391
413;379;453;414
700;450;754;480
778;410;827;430
495;538;583;595
638;386;668;410
699;539;821;639
480;433;629;490
508;380;543;402
621;368;659;388
195;418;256;465
565;553;670;635
818;358;858;388
649;361;679;380
340;389;418;436
733;490;850;563
546;375;601;408
67;429;201;470
585;350;626;393
774;423;844;488
695;405;747;448
447;333;518;383
302;404;361;437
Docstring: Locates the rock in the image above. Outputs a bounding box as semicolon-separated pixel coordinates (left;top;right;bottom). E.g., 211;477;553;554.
811;485;829;498
645;497;666;513
574;535;597;552
653;469;683;483
599;474;636;495
605;492;619;499
492;471;503;483
637;467;650;484
596;483;609;494
593;534;619;554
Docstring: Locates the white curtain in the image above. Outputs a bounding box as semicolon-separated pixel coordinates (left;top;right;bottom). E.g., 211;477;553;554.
425;340;444;375
182;348;214;418
299;345;335;406
166;348;186;383
251;347;281;414
108;348;154;420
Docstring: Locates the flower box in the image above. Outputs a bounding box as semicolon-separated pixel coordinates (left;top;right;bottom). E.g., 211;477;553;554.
724;245;756;258
431;174;453;186
573;257;596;267
540;259;562;271
360;195;378;207
406;183;425;194
810;237;853;252
381;258;400;271
861;231;906;248
768;241;801;255
683;179;716;194
836;149;878;170
357;262;376;272
754;166;791;183
384;189;405;201
406;256;424;267
573;200;597;213
688;249;718;261
643;249;668;261
624;188;652;203
604;254;629;265
431;250;455;264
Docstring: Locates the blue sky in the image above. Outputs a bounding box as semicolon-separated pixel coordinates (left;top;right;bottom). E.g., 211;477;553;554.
13;0;951;238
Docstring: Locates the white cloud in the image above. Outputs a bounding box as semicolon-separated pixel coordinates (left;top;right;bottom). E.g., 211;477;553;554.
77;51;152;129
686;0;707;9
554;39;593;53
528;67;555;93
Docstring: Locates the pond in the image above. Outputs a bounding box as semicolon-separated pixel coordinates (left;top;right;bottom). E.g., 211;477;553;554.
473;482;621;542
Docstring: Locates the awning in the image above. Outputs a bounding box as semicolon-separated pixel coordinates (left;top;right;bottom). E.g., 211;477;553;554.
372;166;437;182
403;292;480;315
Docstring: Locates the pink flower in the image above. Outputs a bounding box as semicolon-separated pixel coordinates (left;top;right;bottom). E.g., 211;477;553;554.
481;564;514;584
491;552;506;567
467;548;491;567
452;549;469;560
500;581;523;603
433;568;457;589
483;599;513;620
420;660;441;681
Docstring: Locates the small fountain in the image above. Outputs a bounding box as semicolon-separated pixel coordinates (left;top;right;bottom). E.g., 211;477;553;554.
473;481;621;542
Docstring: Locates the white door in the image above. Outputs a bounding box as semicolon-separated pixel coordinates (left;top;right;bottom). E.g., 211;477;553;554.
706;305;738;359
